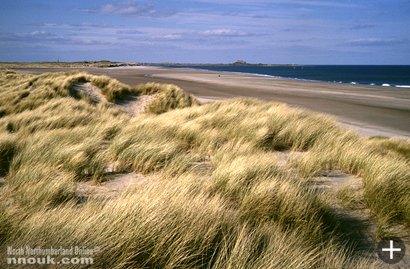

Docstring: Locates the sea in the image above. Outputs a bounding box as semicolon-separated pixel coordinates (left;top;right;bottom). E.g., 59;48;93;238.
166;65;410;88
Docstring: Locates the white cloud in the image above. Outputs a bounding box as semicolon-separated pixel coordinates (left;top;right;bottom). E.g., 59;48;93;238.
100;3;148;15
82;1;175;17
194;0;358;8
200;29;248;37
347;37;406;46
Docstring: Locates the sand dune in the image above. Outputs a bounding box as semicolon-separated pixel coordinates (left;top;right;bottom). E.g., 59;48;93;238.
15;66;410;137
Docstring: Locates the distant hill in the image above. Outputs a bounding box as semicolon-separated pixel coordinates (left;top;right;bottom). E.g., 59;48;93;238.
0;61;138;69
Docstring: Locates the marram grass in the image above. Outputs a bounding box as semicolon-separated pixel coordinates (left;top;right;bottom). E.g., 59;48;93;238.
1;70;408;268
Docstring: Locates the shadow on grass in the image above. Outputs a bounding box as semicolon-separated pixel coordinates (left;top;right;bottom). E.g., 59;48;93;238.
322;207;375;258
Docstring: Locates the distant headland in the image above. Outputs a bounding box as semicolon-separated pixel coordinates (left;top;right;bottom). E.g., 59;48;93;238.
146;60;300;67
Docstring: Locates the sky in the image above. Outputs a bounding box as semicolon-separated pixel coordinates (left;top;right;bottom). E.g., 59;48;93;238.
0;0;409;64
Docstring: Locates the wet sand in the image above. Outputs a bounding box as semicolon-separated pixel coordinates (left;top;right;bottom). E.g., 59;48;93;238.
14;66;410;137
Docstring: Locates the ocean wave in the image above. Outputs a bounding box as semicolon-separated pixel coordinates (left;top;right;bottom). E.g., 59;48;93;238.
395;85;410;88
253;74;320;83
253;73;282;79
382;83;391;87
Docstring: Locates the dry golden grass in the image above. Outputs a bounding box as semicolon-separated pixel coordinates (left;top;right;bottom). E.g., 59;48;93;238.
1;70;408;268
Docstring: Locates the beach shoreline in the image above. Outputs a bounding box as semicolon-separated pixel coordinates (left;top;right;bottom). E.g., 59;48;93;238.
162;65;410;88
13;66;410;138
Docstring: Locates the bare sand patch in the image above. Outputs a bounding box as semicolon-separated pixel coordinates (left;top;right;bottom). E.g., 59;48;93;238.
72;82;157;116
72;82;107;104
312;170;362;192
115;94;158;116
275;151;306;168
76;172;149;199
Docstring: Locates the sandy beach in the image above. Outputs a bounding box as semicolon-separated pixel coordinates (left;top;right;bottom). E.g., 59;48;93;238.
15;66;410;137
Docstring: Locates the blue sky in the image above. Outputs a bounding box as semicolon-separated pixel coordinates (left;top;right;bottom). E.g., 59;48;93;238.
0;0;409;64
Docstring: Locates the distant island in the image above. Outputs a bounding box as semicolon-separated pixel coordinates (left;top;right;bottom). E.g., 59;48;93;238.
142;60;300;67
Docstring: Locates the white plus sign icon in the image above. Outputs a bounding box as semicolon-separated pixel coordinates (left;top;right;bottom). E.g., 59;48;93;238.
382;240;402;260
377;237;406;264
